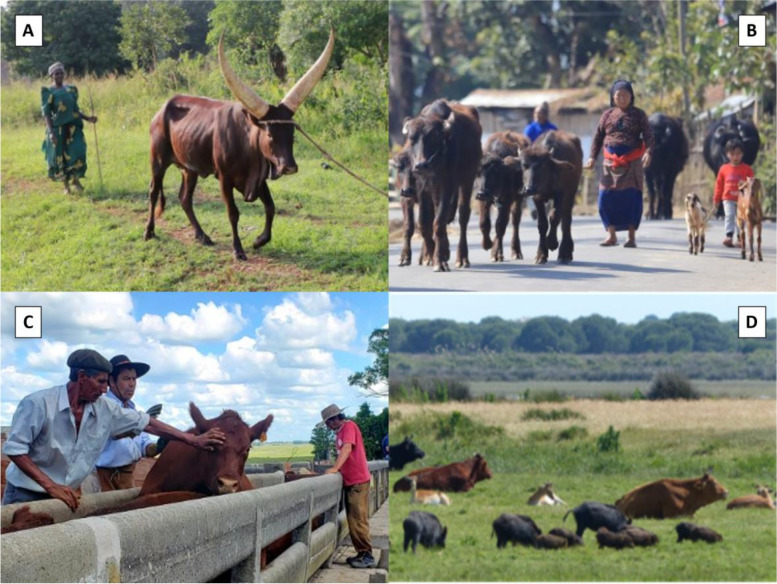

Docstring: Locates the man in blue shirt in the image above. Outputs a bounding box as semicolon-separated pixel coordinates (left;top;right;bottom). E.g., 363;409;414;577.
95;355;158;491
523;102;558;143
2;349;225;510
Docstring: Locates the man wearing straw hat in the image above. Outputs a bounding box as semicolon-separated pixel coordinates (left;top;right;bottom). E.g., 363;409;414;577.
320;403;374;569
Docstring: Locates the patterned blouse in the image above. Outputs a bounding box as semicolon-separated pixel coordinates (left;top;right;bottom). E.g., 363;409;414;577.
589;106;654;160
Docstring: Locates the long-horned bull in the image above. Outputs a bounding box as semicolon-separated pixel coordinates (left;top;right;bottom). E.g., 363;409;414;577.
144;30;335;260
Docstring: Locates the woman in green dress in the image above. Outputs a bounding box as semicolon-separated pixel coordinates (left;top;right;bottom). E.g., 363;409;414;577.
41;62;98;193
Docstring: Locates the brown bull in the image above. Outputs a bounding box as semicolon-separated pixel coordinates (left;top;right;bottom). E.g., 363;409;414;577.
144;31;334;260
402;99;482;272
520;130;583;264
477;131;530;262
393;453;492;493
615;472;728;519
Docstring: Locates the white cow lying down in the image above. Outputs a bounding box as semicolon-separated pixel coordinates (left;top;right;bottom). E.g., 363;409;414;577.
527;482;566;506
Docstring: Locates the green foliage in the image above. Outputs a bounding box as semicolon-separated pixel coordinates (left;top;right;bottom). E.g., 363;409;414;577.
389;377;471;403
1;0;126;77
529;390;568;404
309;424;334;460
648;371;702;401
521;408;584;422
597;425;621;453
631;388;646;401
348;328;388;397
120;1;190;71
557;425;588;441
352;402;388;461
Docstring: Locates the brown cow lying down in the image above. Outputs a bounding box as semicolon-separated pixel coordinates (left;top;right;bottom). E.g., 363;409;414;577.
393;454;492;493
726;485;775;510
615;472;728;519
1;505;55;534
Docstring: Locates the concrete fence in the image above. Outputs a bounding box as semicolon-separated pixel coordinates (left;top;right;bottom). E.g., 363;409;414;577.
1;461;388;583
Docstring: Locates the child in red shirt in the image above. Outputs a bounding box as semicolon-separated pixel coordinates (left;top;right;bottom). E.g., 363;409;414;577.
714;138;754;247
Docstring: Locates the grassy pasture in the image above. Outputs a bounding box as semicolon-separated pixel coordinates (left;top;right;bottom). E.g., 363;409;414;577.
389;400;776;581
247;442;314;464
1;75;387;291
468;379;777;400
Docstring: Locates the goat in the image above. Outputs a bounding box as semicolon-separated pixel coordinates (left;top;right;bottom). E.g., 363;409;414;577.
684;193;711;255
736;177;763;261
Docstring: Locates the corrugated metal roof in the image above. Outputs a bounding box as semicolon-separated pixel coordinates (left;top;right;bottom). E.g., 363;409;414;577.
460;88;608;112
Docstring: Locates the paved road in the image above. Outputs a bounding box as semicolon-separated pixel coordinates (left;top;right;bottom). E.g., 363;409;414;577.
389;208;776;292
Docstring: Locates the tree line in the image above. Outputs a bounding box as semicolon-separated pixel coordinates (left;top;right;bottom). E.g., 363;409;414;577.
390;314;776;355
1;0;387;77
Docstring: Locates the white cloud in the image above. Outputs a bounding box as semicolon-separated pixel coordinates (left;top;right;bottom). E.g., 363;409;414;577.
258;297;356;351
139;302;246;344
25;340;70;372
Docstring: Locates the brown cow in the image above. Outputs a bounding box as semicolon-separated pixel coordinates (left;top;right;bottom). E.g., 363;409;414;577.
736;177;763;262
477;131;531;262
393;453;492;493
402;99;482;272
726;485;775;510
520;130;583;264
144;31;334;261
0;505;55;534
615;472;728;519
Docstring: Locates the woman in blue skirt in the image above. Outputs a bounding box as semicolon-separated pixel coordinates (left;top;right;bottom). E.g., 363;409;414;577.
584;80;654;248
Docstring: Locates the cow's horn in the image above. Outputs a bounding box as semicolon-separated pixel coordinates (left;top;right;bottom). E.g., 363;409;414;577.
550;157;576;170
281;29;335;113
219;32;270;119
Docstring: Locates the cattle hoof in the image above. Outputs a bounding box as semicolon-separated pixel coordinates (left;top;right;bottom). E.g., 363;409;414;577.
558;257;572;264
399;258;410;267
197;234;214;246
512;251;523;260
253;235;271;249
547;240;559;251
235;251;248;261
482;238;493;251
144;230;156;241
758;255;763;261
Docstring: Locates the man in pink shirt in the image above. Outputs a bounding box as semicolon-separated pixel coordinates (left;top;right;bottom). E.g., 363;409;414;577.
321;404;374;568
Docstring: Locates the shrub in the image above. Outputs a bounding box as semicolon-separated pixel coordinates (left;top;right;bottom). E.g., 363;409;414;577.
389;377;471;403
528;430;554;442
631;388;645;400
647;371;701;400
597;425;621;452
558;425;589;441
434;411;504;440
521;408;585;422
530;389;568;403
601;392;625;402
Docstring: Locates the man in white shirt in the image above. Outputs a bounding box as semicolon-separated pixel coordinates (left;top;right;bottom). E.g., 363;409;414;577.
95;354;158;491
2;349;224;510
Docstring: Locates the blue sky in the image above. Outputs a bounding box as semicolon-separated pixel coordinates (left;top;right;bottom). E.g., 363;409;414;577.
390;293;777;324
1;292;387;441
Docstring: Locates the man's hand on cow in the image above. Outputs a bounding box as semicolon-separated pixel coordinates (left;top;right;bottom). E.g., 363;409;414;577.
324;468;339;475
46;483;81;511
583;158;595;170
642;151;652;168
190;427;226;451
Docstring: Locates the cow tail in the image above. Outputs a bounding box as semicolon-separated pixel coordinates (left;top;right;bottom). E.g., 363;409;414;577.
563;509;571;523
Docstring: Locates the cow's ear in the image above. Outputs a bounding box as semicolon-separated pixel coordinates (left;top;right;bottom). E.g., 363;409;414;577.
190;403;210;433
250;414;274;442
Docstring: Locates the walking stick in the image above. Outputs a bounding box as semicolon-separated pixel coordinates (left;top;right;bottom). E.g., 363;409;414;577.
85;80;104;194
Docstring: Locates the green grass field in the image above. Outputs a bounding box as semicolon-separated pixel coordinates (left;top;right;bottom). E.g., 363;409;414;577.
389;401;777;581
247;442;314;464
1;78;387;291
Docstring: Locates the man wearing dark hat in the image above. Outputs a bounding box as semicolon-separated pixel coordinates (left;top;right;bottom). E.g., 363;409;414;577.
2;349;225;510
94;355;159;491
320;404;374;569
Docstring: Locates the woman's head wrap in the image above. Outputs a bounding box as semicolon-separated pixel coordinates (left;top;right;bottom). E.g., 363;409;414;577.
537;101;550;115
48;62;65;76
609;80;634;108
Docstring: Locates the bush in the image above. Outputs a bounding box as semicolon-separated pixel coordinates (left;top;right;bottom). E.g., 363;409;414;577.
521;408;585;422
601;392;625;402
597;425;621;452
433;411;504;440
647;371;701;400
530;389;568;403
558;425;589;441
389;377;471;403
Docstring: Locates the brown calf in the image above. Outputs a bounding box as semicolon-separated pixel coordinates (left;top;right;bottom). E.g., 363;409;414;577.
736;177;763;262
726;485;775;510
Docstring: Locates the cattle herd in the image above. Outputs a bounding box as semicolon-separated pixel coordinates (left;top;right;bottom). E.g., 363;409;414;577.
394;99;765;269
391;439;775;558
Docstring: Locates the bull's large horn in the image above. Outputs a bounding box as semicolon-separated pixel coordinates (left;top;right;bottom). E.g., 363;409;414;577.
219;32;270;119
281;29;335;113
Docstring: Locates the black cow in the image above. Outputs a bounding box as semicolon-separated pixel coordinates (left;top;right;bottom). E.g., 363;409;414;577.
645;113;689;220
403;510;447;553
391;149;433;267
403;99;482;272
477;131;530;262
492;513;542;548
520;130;583;264
703;114;760;176
389;436;426;471
563;501;631;538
